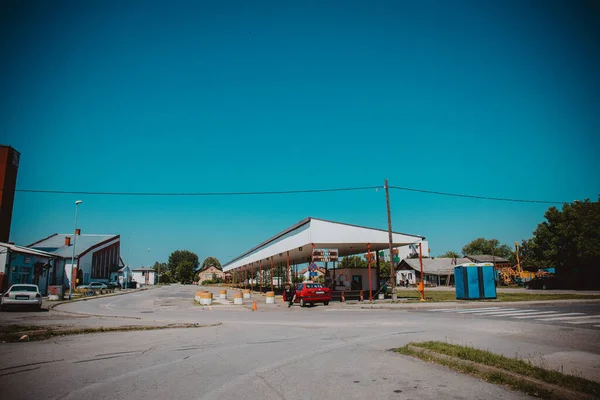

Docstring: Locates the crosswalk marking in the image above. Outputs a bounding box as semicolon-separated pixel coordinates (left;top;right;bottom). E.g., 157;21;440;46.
453;308;515;314
567;319;600;325
450;307;503;312
507;311;558;317
535;314;600;322
426;308;600;327
476;310;537;317
513;312;584;319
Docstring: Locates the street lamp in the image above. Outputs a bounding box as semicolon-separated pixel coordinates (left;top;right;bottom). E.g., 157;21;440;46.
68;200;82;300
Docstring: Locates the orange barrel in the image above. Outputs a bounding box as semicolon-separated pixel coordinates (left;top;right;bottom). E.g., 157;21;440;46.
219;289;227;299
242;289;251;299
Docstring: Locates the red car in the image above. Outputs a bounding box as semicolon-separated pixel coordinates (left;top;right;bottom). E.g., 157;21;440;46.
293;282;332;307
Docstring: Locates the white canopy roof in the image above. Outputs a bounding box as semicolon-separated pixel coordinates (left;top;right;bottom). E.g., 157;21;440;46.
223;217;425;272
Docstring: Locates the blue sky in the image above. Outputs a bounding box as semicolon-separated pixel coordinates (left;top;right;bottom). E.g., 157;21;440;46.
1;0;599;267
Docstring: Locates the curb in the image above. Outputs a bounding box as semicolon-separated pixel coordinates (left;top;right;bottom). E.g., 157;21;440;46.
47;287;151;310
344;298;600;310
1;322;223;343
406;345;593;400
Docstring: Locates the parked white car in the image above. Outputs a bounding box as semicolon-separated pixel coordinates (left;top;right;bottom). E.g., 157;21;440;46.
89;282;108;290
0;284;42;310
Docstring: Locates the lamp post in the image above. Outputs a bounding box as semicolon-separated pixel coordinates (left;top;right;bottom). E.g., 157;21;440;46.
68;200;82;300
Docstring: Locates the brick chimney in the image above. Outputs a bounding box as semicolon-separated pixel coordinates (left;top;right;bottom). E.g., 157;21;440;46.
65;236;71;246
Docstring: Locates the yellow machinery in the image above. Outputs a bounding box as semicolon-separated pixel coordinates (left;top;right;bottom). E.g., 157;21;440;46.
497;243;535;285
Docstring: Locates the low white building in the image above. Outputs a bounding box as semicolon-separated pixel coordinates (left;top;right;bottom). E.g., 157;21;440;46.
131;267;156;286
29;232;123;290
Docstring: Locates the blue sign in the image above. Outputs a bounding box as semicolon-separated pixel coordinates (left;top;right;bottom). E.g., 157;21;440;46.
309;262;318;272
309;271;318;277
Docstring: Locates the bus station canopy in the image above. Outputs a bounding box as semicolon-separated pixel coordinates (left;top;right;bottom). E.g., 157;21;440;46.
223;217;425;273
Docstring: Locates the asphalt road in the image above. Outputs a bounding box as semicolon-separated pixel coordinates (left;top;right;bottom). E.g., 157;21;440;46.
1;285;599;400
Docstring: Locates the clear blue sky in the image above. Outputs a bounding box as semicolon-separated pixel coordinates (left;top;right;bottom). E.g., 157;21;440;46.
2;0;598;268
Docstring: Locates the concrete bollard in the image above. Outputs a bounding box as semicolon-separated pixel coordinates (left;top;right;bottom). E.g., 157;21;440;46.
266;291;275;304
199;292;213;305
378;293;385;300
194;291;206;302
219;289;227;299
243;289;251;299
234;292;243;305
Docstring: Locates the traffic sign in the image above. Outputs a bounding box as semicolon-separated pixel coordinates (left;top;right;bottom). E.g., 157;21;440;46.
309;271;318;277
309;262;318;272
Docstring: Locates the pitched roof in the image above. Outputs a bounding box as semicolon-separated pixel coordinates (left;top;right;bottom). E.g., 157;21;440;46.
0;242;56;258
466;254;510;263
398;258;471;274
29;234;120;258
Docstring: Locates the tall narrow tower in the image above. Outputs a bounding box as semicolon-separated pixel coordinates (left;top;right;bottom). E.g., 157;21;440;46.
0;145;20;243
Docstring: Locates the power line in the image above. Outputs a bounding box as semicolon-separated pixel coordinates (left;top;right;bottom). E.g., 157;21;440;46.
14;186;381;196
389;185;564;204
10;185;567;204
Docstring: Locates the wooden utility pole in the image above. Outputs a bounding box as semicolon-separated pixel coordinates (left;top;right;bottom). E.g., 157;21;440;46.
385;179;396;300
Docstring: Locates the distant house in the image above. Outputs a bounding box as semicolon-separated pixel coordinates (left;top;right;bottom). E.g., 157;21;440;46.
466;255;511;269
131;267;156;286
397;257;471;286
297;267;326;281
198;266;224;282
29;233;123;290
110;265;132;287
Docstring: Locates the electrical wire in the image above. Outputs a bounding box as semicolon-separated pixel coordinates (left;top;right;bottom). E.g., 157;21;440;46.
14;186;381;196
9;185;567;204
389;185;563;204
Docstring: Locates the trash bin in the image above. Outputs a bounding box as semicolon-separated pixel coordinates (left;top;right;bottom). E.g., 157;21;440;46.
454;263;496;300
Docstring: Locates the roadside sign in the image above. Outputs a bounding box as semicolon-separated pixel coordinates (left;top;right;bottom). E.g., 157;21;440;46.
309;271;318;277
309;262;318;272
312;248;339;262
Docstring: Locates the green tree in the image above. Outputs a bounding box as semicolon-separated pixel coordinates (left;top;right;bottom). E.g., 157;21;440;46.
168;250;199;282
339;255;368;268
438;251;461;259
152;261;169;284
201;256;222;270
378;260;392;278
176;261;196;284
528;198;600;287
462;238;515;263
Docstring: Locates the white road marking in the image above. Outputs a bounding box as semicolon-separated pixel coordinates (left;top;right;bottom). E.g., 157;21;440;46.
452;307;506;313
473;309;537;317
525;313;584;320
429;307;501;312
455;308;518;314
535;314;600;322
566;319;600;325
507;311;559;318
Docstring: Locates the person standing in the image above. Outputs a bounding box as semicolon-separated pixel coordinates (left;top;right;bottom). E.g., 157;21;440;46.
287;284;296;307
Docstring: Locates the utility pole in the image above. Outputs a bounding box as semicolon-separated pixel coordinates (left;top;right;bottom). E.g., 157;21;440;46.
385;179;396;300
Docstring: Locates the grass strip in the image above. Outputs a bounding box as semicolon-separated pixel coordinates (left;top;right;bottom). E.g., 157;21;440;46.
0;323;221;343
394;341;599;399
398;290;600;302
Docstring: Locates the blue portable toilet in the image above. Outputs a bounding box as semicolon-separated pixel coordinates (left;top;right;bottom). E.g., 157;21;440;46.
454;263;497;300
